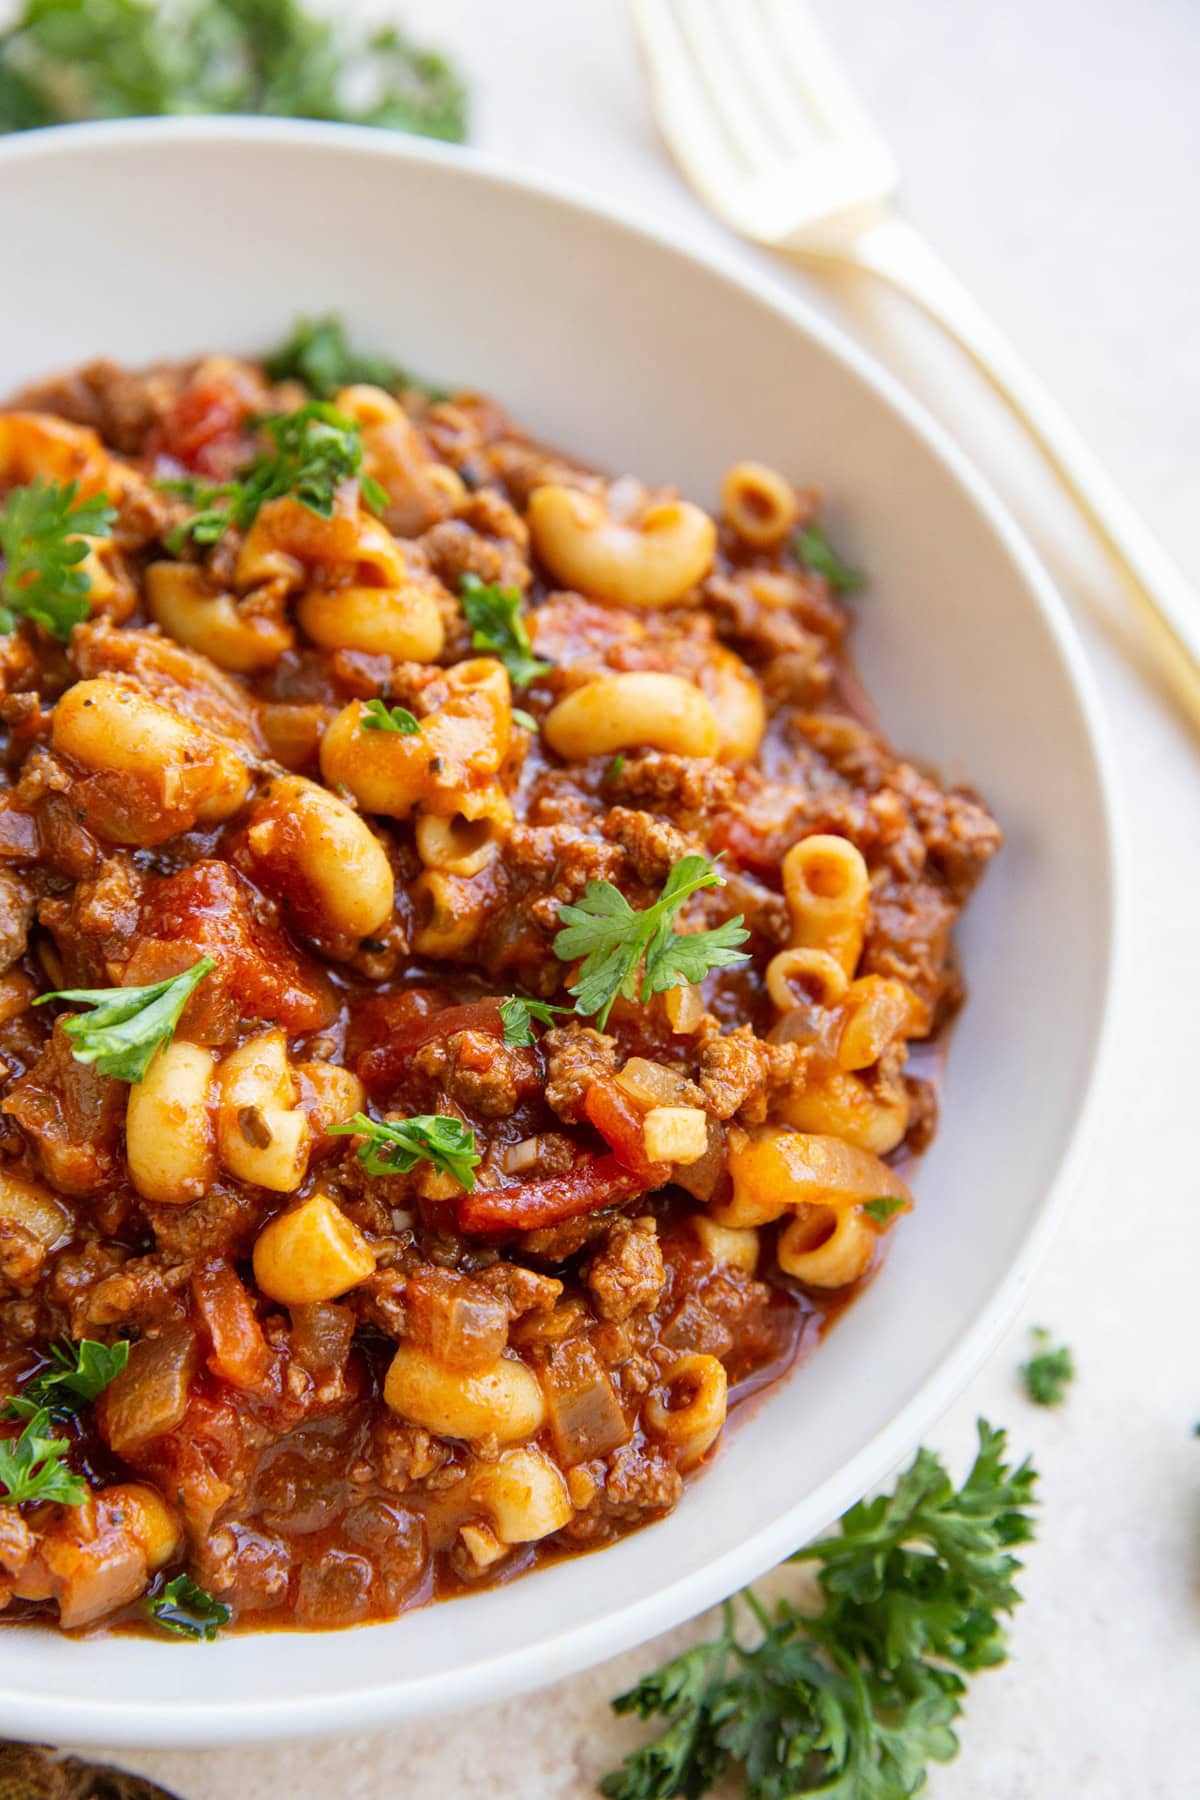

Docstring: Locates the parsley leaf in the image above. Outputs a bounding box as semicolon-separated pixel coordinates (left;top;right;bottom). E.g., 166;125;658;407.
0;2;467;144
0;478;115;640
144;1573;231;1643
602;752;627;786
360;697;420;735
795;521;864;594
862;1196;907;1224
35;955;215;1084
554;854;749;1030
0;1406;86;1507
511;708;539;733
498;995;571;1048
2;1339;128;1423
601;1420;1036;1800
162;401;384;551
1019;1328;1075;1408
460;574;551;688
332;1111;481;1191
264;314;445;401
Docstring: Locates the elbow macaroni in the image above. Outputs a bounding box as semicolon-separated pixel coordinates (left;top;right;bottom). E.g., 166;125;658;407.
781;833;871;977
528;483;716;607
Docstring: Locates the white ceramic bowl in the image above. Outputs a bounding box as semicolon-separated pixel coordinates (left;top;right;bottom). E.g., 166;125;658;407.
0;119;1119;1748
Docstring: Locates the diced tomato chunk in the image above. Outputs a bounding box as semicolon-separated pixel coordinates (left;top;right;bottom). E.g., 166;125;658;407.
151;374;254;480
193;1260;274;1395
583;1080;669;1184
456;1153;647;1234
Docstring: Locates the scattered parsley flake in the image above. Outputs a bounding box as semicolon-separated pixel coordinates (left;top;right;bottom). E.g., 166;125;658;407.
161;401;383;552
460;573;551;688
2;1339;128;1423
0;479;115;639
332;1111;480;1191
360;697;420;735
0;1406;86;1507
498;995;571;1048
554;854;749;1029
603;752;627;786
144;1573;231;1643
600;1420;1036;1800
795;521;863;594
511;708;538;733
862;1196;907;1224
1019;1328;1075;1408
264;314;446;400
35;956;215;1084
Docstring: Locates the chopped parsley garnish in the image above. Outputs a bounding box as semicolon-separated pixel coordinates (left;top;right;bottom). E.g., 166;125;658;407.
360;697;420;735
0;1406;86;1507
144;1573;231;1643
499;995;572;1048
511;708;538;733
162;401;386;552
2;1339;128;1423
554;854;749;1030
332;1111;481;1191
600;1420;1036;1800
264;314;446;402
1019;1328;1075;1408
459;574;551;688
795;521;864;594
35;956;215;1084
602;752;627;786
862;1196;907;1224
0;479;115;640
0;2;467;143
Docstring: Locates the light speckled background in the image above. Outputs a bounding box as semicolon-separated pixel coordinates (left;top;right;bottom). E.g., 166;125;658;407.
86;1;1200;1793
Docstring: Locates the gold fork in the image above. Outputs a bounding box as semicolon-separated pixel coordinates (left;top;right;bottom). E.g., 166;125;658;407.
631;0;1200;725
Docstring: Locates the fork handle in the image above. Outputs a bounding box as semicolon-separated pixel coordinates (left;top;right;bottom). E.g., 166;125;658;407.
815;214;1200;725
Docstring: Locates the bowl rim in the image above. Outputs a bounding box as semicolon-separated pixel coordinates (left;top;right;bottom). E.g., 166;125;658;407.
0;115;1125;1748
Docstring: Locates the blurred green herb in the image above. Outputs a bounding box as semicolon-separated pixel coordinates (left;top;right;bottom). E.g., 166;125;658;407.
35;955;215;1083
264;314;446;402
0;1;467;142
795;521;863;594
1019;1328;1075;1408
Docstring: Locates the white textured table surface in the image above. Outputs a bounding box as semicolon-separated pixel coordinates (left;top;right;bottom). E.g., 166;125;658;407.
93;2;1199;1794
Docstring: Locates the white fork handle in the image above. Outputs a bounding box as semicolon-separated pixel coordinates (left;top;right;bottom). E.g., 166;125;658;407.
803;214;1200;726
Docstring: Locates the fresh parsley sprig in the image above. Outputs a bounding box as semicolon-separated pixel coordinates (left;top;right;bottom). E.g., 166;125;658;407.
35;955;215;1084
795;521;863;594
0;1406;86;1507
144;1573;231;1643
2;1339;128;1423
499;995;572;1048
600;1420;1036;1800
554;854;749;1030
460;574;551;688
0;2;467;143
332;1111;481;1191
265;314;446;402
360;697;420;735
162;401;386;552
0;478;115;639
1019;1328;1075;1408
